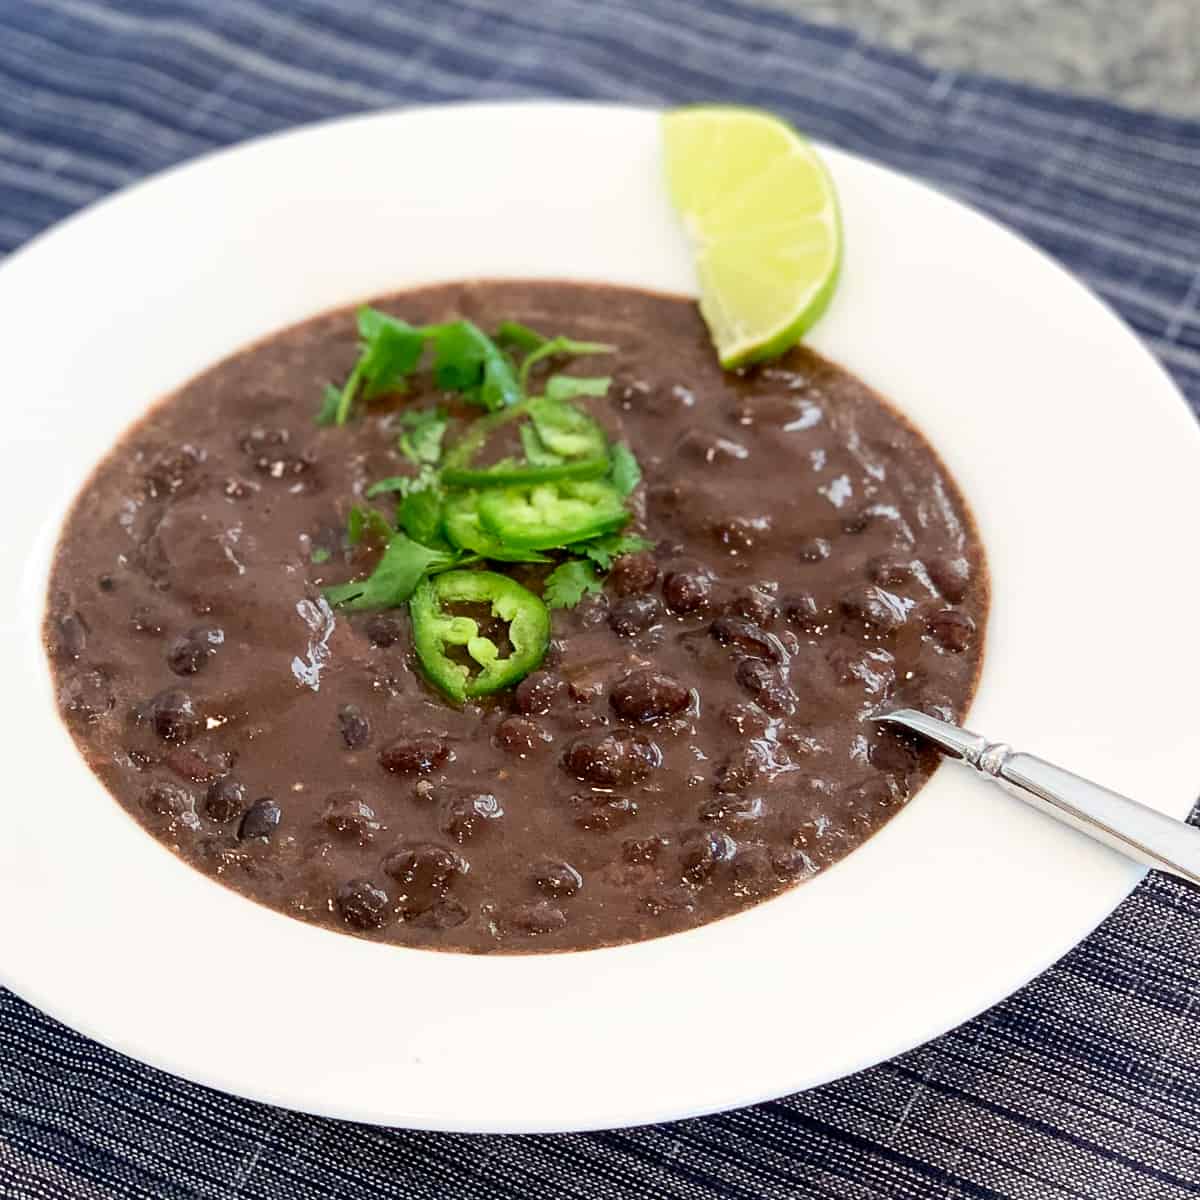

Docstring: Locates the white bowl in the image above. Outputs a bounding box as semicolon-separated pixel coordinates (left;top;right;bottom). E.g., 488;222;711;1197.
1;102;1197;1134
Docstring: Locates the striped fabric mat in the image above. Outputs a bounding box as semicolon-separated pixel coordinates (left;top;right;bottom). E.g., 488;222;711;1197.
2;2;1200;1197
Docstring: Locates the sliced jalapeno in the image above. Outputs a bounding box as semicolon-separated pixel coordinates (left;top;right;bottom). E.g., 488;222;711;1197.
477;480;629;549
439;398;611;488
526;396;607;459
410;570;550;702
442;492;550;563
441;455;609;488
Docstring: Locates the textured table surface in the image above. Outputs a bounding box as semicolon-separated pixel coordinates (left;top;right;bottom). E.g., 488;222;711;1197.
769;0;1200;116
1;2;1200;1198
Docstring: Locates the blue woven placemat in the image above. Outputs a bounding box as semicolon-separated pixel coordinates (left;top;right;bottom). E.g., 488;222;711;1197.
3;2;1200;1197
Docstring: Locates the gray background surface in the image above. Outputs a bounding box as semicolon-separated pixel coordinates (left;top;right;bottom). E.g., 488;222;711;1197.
766;0;1200;115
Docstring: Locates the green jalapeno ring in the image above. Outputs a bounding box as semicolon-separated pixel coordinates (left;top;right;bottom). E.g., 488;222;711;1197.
441;455;610;488
477;479;629;550
438;397;612;489
410;570;550;702
442;492;551;563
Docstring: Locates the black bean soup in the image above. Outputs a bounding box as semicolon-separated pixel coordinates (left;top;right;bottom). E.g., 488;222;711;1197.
45;281;988;952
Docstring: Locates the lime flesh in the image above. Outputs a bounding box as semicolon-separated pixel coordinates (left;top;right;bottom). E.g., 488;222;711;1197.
662;106;843;368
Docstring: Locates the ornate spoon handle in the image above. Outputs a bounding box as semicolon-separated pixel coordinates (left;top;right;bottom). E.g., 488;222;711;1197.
879;709;1200;887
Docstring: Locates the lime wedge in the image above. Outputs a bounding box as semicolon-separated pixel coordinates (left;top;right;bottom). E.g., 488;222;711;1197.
662;106;843;368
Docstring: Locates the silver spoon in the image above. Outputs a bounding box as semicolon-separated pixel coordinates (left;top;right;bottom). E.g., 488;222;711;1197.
877;708;1200;887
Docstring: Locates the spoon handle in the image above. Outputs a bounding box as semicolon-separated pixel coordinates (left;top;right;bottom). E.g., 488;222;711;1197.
880;709;1200;887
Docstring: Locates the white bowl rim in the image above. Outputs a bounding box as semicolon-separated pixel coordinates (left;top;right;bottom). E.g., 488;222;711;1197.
1;100;1197;1133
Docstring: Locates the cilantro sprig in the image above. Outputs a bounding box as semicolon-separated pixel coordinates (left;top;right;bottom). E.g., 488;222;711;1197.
318;311;651;619
542;559;603;610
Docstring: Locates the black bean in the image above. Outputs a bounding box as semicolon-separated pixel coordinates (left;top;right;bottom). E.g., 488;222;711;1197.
568;794;639;831
574;592;610;628
796;536;831;563
561;730;662;787
680;829;736;883
927;556;970;603
505;901;567;936
142;781;194;818
926;608;976;653
439;793;502;843
848;776;900;811
839;585;909;632
513;670;564;716
663;570;712;615
734;657;794;716
720;702;771;739
609;594;661;637
336;879;391;930
323;791;382;843
715;745;765;794
379;733;451;774
166;626;222;676
827;645;896;698
623;836;668;864
147;689;201;743
770;847;815;881
164;746;224;783
709;617;788;663
337;705;371;750
494;716;547;756
782;593;822;630
97;575;115;592
726;586;778;626
409;898;469;929
383;843;465;893
698;794;764;827
730;843;775;892
384;843;465;915
52;612;88;660
609;670;691;724
204;777;245;823
238;797;281;841
365;613;404;647
532;859;583;898
842;508;874;535
869;556;915;587
641;885;697;916
609;552;659;597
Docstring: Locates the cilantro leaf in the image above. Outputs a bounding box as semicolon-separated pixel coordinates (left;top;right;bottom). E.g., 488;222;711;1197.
398;407;448;465
609;443;642;497
495;320;546;352
324;534;459;611
544;375;611;402
329;308;427;426
572;532;654;571
310;546;331;565
518;335;614;393
346;505;393;546
398;486;445;549
316;384;342;426
542;559;603;610
479;353;522;411
356;309;425;400
430;321;521;410
366;465;437;499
